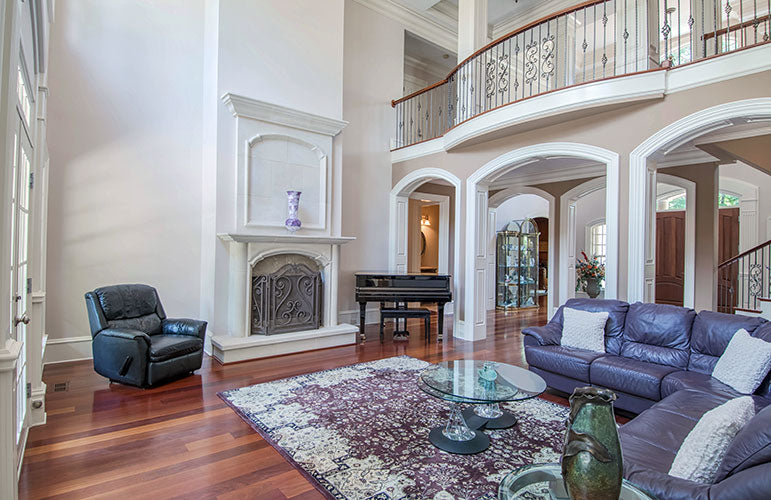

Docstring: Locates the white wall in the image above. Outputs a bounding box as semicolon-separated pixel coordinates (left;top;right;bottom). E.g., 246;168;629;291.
338;0;404;323
495;194;548;231
46;0;205;343
217;0;344;120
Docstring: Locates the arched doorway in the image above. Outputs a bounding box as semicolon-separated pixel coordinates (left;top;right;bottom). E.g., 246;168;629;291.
464;143;620;341
389;168;462;331
628;98;771;307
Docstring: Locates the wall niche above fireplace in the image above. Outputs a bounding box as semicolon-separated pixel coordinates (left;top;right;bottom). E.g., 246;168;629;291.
251;254;322;335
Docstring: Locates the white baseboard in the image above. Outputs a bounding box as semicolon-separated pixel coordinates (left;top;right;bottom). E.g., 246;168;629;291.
44;335;92;365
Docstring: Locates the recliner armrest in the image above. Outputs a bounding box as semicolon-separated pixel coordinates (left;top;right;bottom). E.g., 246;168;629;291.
522;322;562;346
162;318;207;340
624;467;710;500
98;328;152;345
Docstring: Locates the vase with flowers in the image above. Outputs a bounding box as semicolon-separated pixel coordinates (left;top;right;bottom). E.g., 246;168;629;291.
576;251;605;299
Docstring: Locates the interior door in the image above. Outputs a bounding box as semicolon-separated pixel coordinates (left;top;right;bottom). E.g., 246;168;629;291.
717;207;740;312
655;210;685;306
11;116;33;459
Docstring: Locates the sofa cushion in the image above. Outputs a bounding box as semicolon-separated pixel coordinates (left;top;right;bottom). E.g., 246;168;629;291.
149;335;203;362
550;298;629;354
524;345;604;381
752;322;771;399
688;310;766;374
590;355;679;400
668;396;755;483
712;329;771;394
621;302;695;368
662;370;742;399
716;403;771;481
561;307;608;353
620;389;732;473
95;284;164;321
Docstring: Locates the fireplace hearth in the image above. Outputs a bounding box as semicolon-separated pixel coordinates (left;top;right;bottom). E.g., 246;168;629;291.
251;261;322;335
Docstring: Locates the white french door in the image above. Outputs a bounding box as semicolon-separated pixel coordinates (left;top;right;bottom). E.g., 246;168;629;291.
10;113;32;456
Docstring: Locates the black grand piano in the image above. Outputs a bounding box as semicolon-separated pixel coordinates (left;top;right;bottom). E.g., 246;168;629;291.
354;272;452;342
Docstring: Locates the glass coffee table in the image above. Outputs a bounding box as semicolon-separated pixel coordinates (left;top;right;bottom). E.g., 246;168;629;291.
498;463;655;499
419;360;547;454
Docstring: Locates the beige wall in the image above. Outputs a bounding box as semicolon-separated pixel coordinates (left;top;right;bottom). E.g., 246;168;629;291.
339;0;404;320
46;0;205;340
392;71;771;304
420;205;440;270
415;182;456;276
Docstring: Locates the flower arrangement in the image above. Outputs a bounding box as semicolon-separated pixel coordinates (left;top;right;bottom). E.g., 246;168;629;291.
575;251;605;292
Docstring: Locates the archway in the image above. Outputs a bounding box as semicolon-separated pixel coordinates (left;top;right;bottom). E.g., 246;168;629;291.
389;168;462;332
464;142;620;341
488;187;556;316
628;98;771;305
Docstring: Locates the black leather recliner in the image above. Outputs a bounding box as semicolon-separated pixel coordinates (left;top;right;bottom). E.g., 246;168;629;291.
85;284;207;388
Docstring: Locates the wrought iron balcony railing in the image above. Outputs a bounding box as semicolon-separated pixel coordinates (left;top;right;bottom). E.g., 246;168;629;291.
392;0;771;150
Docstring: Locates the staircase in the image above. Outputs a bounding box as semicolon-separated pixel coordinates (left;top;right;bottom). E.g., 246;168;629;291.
719;239;771;319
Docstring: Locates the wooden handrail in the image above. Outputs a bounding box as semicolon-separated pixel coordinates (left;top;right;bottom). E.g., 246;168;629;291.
703;14;770;41
391;0;609;107
718;238;771;269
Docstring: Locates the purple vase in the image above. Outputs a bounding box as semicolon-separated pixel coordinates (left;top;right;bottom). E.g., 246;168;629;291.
285;190;302;232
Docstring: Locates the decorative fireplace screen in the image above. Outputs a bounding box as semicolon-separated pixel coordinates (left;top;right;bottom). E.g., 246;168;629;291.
251;263;322;335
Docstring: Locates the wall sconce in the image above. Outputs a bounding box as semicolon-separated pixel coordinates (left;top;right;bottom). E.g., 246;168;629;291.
421;215;431;226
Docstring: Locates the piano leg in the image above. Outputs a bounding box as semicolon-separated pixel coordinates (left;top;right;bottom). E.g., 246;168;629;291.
358;302;367;342
437;302;445;342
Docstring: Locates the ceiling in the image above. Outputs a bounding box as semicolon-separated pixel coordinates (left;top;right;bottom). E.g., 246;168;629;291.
489;156;605;189
404;32;456;78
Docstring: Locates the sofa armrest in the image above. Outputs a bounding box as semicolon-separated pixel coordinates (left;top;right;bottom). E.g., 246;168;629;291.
522;322;562;346
162;318;207;340
92;328;151;386
624;467;710;500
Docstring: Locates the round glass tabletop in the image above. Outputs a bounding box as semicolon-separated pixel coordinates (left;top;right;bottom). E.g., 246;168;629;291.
419;360;546;403
499;463;654;500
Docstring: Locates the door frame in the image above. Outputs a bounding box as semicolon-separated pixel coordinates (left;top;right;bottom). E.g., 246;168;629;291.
409;191;450;275
656;173;696;308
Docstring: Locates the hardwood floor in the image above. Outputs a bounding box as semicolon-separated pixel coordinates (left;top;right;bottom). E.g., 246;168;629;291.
21;309;555;500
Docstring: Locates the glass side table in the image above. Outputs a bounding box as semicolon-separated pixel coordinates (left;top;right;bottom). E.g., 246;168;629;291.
419;360;546;454
498;463;655;500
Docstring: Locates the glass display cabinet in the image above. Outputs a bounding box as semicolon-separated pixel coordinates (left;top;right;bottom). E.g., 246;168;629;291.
496;218;540;310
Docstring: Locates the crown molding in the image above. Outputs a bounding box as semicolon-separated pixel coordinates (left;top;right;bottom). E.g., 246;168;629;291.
404;54;450;82
352;0;457;52
221;93;348;137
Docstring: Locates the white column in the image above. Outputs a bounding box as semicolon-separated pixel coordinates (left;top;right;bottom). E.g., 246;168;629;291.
0;341;22;500
457;0;488;61
330;244;339;327
463;183;489;341
227;241;249;338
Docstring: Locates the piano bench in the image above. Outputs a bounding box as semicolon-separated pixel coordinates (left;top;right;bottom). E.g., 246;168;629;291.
379;307;431;343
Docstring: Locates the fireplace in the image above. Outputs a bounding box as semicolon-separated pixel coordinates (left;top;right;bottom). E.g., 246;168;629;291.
251;254;322;335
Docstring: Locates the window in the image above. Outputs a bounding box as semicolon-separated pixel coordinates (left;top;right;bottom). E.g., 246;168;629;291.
589;221;607;264
16;56;33;125
718;192;739;207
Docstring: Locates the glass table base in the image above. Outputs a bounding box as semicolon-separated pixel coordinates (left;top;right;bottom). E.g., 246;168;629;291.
428;427;490;454
462;406;518;430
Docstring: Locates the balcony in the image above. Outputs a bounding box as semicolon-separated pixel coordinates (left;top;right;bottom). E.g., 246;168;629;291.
391;0;771;153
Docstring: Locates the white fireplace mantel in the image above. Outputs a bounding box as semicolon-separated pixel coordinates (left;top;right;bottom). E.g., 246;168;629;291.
217;233;355;245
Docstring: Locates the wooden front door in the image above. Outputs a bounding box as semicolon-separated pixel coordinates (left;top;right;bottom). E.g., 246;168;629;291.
656;211;685;306
717;207;740;312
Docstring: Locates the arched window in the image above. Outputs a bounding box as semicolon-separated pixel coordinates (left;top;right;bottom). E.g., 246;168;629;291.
587;220;607;265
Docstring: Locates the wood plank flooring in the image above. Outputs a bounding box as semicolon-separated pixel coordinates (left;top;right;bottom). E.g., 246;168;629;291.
21;309;555;499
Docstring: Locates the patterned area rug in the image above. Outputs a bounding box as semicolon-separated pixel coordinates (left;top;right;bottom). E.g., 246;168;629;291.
218;356;569;500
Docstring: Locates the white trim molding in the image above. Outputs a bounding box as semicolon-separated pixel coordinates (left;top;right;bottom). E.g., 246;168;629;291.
222;93;348;137
389;168;462;338
410;191;451;275
655;173;697;309
43;336;92;365
628;98;771;303
466;142;620;341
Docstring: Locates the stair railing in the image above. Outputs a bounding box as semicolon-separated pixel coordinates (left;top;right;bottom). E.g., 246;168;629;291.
717;239;771;314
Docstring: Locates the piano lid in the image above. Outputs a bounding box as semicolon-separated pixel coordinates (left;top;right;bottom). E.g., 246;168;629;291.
354;271;451;278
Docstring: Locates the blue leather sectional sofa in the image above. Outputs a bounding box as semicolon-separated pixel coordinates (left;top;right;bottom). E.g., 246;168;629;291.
523;299;771;499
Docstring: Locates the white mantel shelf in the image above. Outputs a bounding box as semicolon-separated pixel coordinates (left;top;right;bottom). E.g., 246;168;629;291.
217;233;355;245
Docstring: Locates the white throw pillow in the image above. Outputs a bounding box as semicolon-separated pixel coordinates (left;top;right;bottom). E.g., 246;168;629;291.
560;307;609;353
668;396;755;483
712;328;771;394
